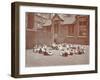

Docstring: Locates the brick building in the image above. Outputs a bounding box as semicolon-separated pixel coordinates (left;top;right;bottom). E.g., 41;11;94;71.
26;13;89;49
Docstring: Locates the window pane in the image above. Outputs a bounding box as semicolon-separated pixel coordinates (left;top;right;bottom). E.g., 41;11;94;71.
68;25;74;36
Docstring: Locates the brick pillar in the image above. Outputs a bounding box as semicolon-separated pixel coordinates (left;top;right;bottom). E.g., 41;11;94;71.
26;13;34;29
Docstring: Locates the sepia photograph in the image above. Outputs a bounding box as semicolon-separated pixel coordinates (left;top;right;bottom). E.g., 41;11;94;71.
11;2;97;78
25;12;89;67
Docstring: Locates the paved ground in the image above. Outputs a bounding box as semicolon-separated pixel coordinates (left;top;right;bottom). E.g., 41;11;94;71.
25;46;89;67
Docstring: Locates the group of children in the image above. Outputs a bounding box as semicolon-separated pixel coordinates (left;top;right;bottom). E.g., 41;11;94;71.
33;43;86;56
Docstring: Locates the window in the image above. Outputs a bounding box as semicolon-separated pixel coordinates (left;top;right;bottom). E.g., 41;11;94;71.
78;21;88;36
78;16;89;37
79;21;87;25
54;20;59;34
68;24;74;36
78;26;88;36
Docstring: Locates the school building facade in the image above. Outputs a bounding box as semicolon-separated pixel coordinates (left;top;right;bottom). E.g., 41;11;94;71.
26;13;89;49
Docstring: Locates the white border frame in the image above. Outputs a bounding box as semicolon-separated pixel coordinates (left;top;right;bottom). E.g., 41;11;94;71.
19;5;95;74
